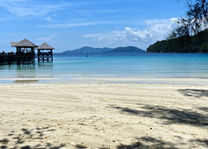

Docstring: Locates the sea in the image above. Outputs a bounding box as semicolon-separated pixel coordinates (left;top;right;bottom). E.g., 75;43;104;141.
0;53;208;83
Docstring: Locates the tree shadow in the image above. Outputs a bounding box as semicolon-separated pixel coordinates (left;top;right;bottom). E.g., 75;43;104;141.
111;104;208;127
178;89;208;98
74;137;179;149
75;144;87;149
199;107;208;113
190;139;208;148
0;127;65;149
117;137;179;149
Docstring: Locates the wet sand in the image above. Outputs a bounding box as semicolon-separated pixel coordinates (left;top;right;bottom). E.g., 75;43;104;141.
0;82;208;148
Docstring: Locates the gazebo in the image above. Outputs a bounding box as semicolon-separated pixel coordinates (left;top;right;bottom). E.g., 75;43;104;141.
10;39;38;64
11;39;38;54
37;42;54;62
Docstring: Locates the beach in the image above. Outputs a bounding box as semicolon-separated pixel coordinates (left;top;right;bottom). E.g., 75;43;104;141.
0;80;208;149
1;0;208;148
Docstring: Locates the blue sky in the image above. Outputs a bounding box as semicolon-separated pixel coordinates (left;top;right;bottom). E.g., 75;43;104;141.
0;0;187;52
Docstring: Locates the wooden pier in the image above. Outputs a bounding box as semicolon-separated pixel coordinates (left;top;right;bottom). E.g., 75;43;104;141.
0;39;54;65
0;52;16;65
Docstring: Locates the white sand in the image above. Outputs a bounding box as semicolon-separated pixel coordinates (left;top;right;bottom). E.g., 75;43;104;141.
0;82;208;148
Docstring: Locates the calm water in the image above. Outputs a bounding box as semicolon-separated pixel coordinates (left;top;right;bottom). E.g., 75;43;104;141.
0;53;208;83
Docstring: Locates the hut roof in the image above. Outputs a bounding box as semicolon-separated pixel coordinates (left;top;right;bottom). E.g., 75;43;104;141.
37;42;54;50
10;42;18;47
11;39;38;48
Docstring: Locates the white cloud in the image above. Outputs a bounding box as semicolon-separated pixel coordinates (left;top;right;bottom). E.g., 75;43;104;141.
144;18;178;25
0;0;71;17
46;16;53;22
37;36;55;43
39;21;109;29
82;18;179;49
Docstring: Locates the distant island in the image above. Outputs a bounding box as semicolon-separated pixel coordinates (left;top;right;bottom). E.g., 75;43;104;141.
147;29;208;53
55;46;145;56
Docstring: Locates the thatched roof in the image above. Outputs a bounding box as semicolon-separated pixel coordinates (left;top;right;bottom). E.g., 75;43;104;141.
37;42;54;50
11;39;38;48
10;42;18;47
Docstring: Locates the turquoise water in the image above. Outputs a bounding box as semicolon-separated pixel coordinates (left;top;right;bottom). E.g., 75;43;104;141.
0;53;208;83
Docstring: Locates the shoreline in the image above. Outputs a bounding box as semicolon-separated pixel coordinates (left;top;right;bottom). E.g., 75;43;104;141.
0;82;208;148
0;77;208;85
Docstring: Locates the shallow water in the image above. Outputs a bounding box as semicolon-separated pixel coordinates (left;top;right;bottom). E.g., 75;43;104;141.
0;53;208;83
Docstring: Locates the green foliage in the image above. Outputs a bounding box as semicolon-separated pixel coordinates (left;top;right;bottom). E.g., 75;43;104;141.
168;0;208;40
148;0;208;53
187;0;208;34
167;21;190;40
147;29;208;53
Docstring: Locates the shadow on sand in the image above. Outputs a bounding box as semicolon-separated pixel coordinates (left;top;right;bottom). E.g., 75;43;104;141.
0;127;65;149
178;89;208;98
190;139;208;148
199;107;208;113
109;104;208;148
111;104;208;127
75;137;179;149
117;137;179;149
1;126;206;149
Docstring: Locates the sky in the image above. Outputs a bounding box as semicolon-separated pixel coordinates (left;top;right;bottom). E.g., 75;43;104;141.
0;0;188;52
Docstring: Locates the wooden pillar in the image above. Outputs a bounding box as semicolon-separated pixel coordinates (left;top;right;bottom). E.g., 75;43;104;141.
50;49;53;61
16;47;21;54
31;47;35;60
38;49;40;61
16;47;21;65
47;51;49;62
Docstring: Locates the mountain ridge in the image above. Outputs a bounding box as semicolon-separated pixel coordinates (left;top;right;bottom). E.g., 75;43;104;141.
55;46;145;56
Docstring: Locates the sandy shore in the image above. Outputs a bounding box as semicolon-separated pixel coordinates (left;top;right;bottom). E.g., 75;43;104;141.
0;82;208;149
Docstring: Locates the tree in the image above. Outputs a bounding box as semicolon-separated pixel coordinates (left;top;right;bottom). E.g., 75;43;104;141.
169;0;208;39
168;18;190;39
187;0;208;34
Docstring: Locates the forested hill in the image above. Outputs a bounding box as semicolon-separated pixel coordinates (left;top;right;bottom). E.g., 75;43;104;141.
56;46;145;56
147;29;208;53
